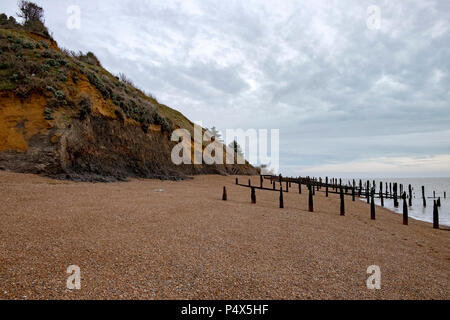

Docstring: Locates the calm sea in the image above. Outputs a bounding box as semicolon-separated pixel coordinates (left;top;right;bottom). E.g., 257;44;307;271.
356;178;450;227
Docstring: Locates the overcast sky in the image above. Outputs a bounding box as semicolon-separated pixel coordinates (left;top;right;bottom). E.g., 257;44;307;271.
3;0;450;177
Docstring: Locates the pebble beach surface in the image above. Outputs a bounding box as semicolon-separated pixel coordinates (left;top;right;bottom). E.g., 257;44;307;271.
0;171;449;299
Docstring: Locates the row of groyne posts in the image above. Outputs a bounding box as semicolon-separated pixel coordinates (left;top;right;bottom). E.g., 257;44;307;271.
221;175;445;229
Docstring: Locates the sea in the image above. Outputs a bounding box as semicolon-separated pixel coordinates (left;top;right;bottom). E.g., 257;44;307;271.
354;178;450;227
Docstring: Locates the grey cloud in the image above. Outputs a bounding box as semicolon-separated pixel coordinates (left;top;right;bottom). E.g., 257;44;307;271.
2;0;449;176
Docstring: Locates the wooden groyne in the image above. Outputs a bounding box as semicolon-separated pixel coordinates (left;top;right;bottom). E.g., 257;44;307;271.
232;175;444;229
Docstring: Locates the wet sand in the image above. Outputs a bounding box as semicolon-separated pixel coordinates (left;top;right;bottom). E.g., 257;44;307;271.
0;171;449;299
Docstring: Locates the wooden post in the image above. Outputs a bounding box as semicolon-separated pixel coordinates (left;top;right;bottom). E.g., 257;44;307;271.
370;188;375;220
444;192;446;199
326;177;329;197
273;181;275;190
352;184;355;202
366;181;370;204
260;175;263;188
359;180;362;197
408;184;412;207
340;187;345;216
236;178;238;185
308;185;314;212
222;186;227;201
393;183;398;208
422;186;426;207
312;181;315;196
402;192;408;225
248;179;251;187
379;181;384;206
279;186;284;209
437;197;441;207
251;187;256;204
286;180;289;192
433;201;439;229
433;191;436;199
385;182;388;197
390;183;392;197
298;178;302;194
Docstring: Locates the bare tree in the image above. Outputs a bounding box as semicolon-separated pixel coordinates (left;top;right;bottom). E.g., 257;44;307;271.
17;1;44;24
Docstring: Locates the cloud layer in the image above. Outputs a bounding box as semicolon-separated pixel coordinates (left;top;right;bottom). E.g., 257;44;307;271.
3;0;450;176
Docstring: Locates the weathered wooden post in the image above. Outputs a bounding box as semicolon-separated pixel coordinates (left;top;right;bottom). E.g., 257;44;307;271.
378;181;384;207
437;197;441;207
422;186;426;207
248;179;251;187
251;187;256;204
352;183;355;202
273;180;275;190
385;182;388;197
370;188;376;220
389;183;392;198
279;186;284;208
433;201;439;229
444;191;446;199
340;187;345;216
380;181;384;207
312;181;315;196
286;180;289;192
222;186;227;201
408;184;412;207
402;192;408;225
393;183;399;208
308;185;314;212
260;175;263;188
298;178;302;194
366;181;370;204
325;177;328;197
400;184;403;196
433;191;436;199
359;180;362;197
236;177;238;185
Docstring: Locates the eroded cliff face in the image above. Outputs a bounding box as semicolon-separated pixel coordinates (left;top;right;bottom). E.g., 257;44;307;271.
0;91;257;181
0;25;257;180
0;80;257;181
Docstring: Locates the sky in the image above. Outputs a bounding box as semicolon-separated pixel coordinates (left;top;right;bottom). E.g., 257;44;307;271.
2;0;450;177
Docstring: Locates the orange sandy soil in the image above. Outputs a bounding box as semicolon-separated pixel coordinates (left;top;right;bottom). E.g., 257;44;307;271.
0;171;449;300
